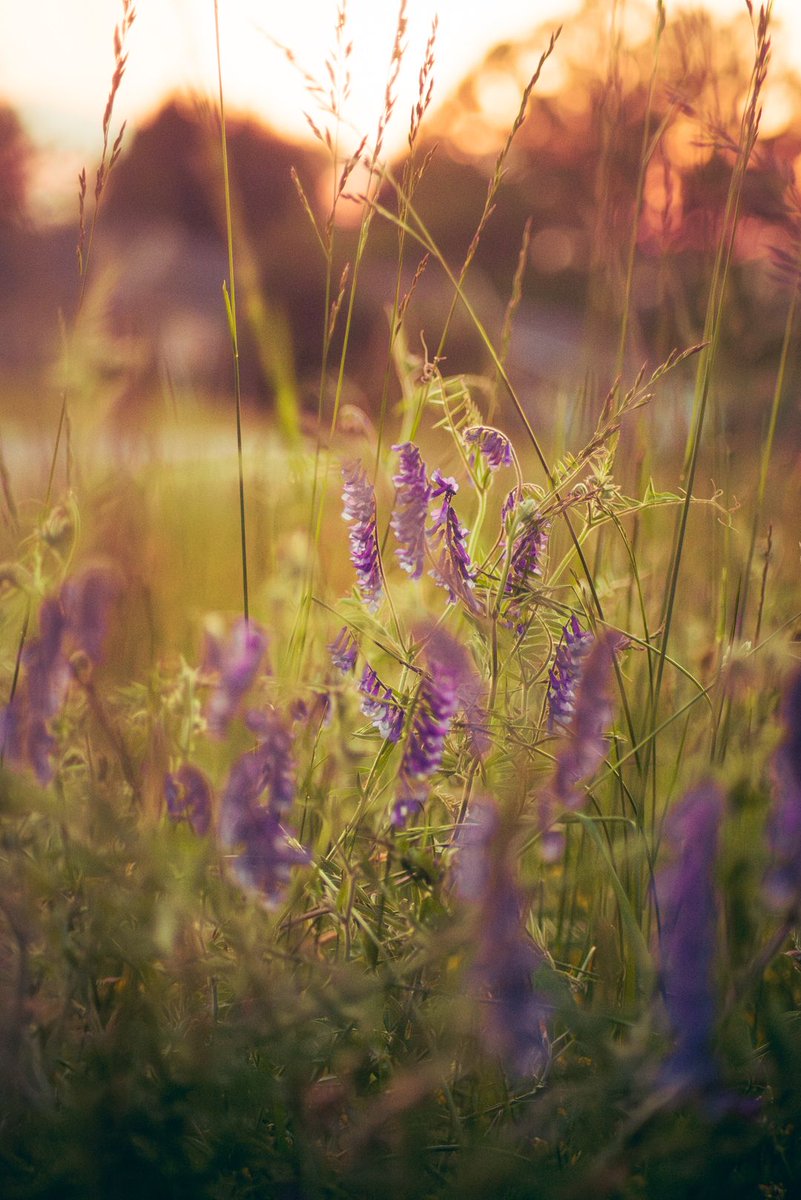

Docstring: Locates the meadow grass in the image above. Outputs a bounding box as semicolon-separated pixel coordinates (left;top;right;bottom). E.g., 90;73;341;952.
1;1;801;1197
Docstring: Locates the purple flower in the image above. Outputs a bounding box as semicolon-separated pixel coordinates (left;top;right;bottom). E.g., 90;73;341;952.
328;626;358;673
765;668;801;911
165;763;213;836
0;564;124;784
341;460;383;612
203;618;269;737
394;627;473;827
220;709;308;905
657;781;723;1090
507;521;549;596
454;799;550;1077
541;629;623;860
428;471;479;612
501;509;550;635
243;707;297;816
60;563;122;664
223;804;310;904
463;426;513;472
23;597;70;721
547;615;593;731
390;442;431;579
358;664;404;743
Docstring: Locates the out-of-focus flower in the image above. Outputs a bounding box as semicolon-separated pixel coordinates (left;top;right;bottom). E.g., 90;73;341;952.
463;426;513;473
203;618;269;737
391;442;431;579
341;460;383;612
61;563;123;664
428;471;479;612
358;664;404;743
0;563;123;784
328;626;358;673
223;805;310;902
454;798;550;1078
765;668;801;912
657;781;723;1090
165;763;213;836
547;615;593;731
243;707;296;817
541;629;623;859
220;708;308;905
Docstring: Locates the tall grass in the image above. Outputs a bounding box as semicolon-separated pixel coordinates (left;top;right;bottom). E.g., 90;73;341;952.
1;2;800;1197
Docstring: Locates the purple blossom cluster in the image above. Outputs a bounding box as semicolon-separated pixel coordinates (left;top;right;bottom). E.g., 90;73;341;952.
541;629;623;860
219;707;309;905
427;471;480;612
328;626;358;673
165;763;213;836
463;425;513;472
390;442;431;579
547;615;593;731
656;782;724;1093
0;563;121;783
764;668;801;912
202;618;269;737
358;664;404;743
394;628;474;827
454;799;550;1077
341;460;383;612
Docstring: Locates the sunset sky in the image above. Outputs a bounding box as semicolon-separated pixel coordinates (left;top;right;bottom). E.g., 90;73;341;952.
3;0;800;219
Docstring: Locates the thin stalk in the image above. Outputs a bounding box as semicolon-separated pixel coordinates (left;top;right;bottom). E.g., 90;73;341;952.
214;0;249;622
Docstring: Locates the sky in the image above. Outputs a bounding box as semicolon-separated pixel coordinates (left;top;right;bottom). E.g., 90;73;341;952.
2;0;800;219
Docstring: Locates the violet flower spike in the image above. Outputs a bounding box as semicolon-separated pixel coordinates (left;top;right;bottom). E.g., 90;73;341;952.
765;668;801;912
463;426;513;473
547;615;593;732
328;626;358;673
60;563;122;664
165;763;213;836
428;470;479;612
220;709;308;906
358;665;404;743
203;618;269;737
341;459;383;612
657;781;724;1092
390;442;431;579
551;629;622;804
454;799;550;1078
394;626;472;827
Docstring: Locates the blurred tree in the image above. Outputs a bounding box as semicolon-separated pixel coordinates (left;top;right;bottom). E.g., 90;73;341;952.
0;104;30;228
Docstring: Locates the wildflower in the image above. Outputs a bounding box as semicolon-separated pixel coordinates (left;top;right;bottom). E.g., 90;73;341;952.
547;615;593;731
765;668;801;912
60;563;122;664
243;707;296;816
502;505;550;634
463;425;513;472
454;799;550;1078
220;709;308;905
223;804;310;903
428;471;479;612
341;459;383;612
358;664;404;742
394;627;472;827
165;763;212;836
203;618;268;737
541;629;623;860
390;442;431;579
328;626;358;673
657;781;723;1091
1;564;123;784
